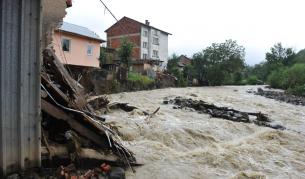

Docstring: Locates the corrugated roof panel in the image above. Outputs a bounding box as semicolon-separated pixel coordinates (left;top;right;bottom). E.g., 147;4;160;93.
0;0;41;176
59;22;104;41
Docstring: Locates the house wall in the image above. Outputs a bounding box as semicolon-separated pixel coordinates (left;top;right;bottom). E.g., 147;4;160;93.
106;17;143;60
158;31;169;68
141;26;169;68
141;26;149;59
132;63;152;75
53;32;101;67
144;63;152;70
107;34;141;59
106;17;169;65
106;17;142;37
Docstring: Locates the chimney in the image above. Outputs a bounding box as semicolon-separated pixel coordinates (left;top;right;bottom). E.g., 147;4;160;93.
145;20;150;26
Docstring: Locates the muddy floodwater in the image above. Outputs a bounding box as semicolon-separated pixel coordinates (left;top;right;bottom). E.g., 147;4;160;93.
103;86;305;179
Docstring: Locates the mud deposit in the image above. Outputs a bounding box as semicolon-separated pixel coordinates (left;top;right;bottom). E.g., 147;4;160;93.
99;86;305;179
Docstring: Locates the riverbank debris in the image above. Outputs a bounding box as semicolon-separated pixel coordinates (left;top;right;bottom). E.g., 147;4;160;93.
164;97;285;130
248;87;305;106
39;47;138;177
87;95;110;110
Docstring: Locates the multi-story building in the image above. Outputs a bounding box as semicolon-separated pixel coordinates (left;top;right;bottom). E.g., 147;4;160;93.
105;16;171;73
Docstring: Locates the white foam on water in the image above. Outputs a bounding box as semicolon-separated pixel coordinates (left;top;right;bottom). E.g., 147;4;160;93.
102;86;305;179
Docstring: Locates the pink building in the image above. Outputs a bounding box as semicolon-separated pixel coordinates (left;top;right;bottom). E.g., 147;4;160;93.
53;22;105;68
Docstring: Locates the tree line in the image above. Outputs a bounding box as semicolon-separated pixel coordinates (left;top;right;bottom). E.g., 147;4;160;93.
167;40;305;96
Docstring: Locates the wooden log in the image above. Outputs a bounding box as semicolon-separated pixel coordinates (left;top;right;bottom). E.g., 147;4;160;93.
41;145;143;166
41;145;119;162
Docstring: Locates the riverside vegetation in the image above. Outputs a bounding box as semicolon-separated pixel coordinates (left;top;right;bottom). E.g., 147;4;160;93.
167;41;305;97
100;38;305;97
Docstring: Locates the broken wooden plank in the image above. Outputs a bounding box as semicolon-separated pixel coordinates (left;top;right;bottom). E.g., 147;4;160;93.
41;74;70;104
41;99;109;149
43;48;88;110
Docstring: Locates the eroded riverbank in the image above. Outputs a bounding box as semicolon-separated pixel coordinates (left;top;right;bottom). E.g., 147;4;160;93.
99;86;305;179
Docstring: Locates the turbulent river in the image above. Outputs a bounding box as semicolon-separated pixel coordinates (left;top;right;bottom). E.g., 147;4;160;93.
102;86;305;179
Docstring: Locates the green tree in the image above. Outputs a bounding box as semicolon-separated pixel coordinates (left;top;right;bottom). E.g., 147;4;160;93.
166;54;179;72
192;39;245;85
98;47;107;67
166;54;189;87
265;43;296;66
118;37;134;70
192;52;208;84
285;63;305;89
183;64;196;82
292;49;305;64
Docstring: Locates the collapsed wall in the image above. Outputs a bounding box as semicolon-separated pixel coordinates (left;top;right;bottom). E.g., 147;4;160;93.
42;0;67;48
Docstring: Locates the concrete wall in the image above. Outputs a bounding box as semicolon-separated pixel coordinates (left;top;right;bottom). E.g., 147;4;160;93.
141;26;149;59
53;32;101;67
0;0;42;176
140;26;169;67
158;31;169;68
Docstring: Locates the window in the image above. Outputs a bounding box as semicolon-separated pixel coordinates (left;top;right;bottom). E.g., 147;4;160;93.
62;39;71;52
87;45;93;56
143;42;148;48
143;30;148;37
152;37;159;45
153;50;159;58
143;54;148;59
153;29;158;36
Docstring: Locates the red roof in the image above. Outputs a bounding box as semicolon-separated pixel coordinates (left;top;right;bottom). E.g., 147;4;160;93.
105;16;172;35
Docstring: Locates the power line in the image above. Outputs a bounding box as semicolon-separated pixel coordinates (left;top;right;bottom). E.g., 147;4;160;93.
97;0;129;36
98;0;119;22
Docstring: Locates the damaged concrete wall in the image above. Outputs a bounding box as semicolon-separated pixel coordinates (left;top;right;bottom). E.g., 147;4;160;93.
42;0;67;48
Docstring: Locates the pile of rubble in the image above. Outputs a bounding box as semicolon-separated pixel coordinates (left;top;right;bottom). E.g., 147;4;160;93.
164;97;285;130
39;48;139;178
249;88;305;106
155;72;176;88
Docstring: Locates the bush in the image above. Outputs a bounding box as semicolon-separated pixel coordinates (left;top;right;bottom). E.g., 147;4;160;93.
267;68;287;89
267;63;305;97
247;76;258;85
109;80;121;93
233;71;243;85
127;72;154;88
287;85;305;96
284;63;305;89
177;75;187;87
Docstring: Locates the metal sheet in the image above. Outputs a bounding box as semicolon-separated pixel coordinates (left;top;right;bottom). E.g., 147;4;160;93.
0;0;41;176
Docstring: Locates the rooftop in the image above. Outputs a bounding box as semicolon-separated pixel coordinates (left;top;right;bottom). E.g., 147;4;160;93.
105;16;172;35
57;22;105;42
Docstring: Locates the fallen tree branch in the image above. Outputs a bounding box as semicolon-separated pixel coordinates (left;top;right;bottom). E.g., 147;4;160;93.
145;107;160;122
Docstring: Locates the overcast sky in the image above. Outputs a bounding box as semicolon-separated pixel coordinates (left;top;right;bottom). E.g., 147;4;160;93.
64;0;305;65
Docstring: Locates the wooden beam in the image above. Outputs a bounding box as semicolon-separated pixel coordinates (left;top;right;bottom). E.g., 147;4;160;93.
43;48;88;110
41;99;108;148
41;74;70;104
